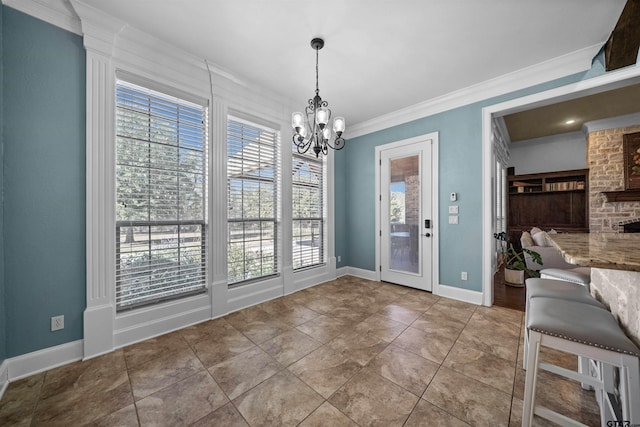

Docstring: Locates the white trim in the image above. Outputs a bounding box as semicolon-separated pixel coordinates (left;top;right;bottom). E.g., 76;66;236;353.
515;130;586;147
374;132;439;293
437;284;483;305
9;0;605;142
3;0;82;35
114;294;212;348
292;265;335;292
343;267;378;281
348;44;602;139
4;340;83;381
0;360;8;400
481;64;640;307
227;278;283;313
335;266;350;278
583;112;640;134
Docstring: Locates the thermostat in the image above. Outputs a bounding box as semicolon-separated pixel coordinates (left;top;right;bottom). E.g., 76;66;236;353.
450;192;457;202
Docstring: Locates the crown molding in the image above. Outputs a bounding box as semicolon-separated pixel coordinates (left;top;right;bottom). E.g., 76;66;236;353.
2;0;81;34
8;1;612;145
348;43;604;139
583;112;640;134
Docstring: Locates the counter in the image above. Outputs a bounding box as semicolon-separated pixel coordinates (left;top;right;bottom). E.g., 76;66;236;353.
547;232;640;347
546;232;640;272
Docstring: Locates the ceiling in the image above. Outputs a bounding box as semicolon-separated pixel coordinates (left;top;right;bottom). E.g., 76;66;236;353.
504;82;640;142
79;0;626;127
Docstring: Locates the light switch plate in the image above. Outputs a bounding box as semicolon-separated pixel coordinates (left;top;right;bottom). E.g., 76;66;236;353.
448;205;459;214
448;215;459;224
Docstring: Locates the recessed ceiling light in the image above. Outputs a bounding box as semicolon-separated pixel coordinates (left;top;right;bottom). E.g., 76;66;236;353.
565;119;576;125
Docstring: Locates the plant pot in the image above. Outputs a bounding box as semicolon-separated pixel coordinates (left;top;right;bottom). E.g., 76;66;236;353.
504;268;525;287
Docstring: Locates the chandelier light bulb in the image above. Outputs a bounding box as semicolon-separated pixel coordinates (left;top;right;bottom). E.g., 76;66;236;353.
316;108;329;126
292;112;304;129
333;117;345;134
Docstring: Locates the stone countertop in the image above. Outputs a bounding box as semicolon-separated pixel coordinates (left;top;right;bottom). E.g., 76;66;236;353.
546;232;640;272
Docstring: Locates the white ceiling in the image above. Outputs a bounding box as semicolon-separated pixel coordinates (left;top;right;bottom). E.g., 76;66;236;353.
79;0;626;127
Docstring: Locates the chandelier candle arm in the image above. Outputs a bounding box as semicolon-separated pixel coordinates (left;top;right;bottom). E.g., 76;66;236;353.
292;38;346;157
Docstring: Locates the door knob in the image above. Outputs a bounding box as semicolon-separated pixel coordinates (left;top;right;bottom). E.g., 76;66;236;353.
424;232;431;237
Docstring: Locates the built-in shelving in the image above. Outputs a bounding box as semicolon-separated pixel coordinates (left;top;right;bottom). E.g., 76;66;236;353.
507;169;589;245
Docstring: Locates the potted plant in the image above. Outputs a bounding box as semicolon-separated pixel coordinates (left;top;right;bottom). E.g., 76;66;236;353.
493;232;542;287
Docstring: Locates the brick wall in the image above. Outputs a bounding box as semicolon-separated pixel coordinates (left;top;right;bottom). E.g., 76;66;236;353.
588;124;640;232
405;175;420;226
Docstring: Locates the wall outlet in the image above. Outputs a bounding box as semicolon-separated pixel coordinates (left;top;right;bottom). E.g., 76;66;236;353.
337;255;341;263
51;315;64;331
461;272;468;281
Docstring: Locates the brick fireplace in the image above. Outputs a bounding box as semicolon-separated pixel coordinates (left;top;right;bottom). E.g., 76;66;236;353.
587;124;640;232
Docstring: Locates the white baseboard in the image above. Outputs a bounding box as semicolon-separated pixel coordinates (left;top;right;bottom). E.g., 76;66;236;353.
436;284;483;305
344;267;377;281
114;305;211;350
0;359;8;400
227;278;284;313
6;340;84;382
336;266;350;278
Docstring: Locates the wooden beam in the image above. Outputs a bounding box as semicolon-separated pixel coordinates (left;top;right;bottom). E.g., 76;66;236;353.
605;0;640;71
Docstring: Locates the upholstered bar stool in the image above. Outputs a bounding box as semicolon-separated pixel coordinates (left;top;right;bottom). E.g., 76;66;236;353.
524;278;605;369
540;267;591;290
523;297;640;427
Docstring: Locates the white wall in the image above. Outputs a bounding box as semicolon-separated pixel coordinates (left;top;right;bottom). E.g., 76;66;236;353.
508;131;587;175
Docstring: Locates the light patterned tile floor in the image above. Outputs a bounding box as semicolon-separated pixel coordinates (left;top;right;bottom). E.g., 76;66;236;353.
0;276;600;426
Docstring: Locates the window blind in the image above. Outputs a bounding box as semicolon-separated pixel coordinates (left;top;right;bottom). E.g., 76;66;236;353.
227;117;279;285
115;80;208;311
292;149;324;269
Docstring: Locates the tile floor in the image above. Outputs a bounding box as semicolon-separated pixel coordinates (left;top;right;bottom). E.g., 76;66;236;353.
0;276;601;426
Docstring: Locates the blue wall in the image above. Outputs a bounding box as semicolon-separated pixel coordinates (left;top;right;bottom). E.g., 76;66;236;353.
336;54;613;292
3;7;85;357
0;4;6;364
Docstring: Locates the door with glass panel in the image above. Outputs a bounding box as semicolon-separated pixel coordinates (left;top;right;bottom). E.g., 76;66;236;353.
380;140;433;290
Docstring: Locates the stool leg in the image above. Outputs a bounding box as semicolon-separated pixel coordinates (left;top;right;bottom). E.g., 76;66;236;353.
522;330;542;427
524;296;530;370
619;354;640;423
523;326;529;370
578;356;593;390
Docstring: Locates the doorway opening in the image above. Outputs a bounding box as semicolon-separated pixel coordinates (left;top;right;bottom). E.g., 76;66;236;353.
482;66;640;307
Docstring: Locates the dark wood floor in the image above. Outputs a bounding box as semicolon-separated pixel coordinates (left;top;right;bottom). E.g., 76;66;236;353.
493;266;526;312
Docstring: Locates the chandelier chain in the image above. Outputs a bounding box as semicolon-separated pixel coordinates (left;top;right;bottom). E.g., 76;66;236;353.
315;47;320;97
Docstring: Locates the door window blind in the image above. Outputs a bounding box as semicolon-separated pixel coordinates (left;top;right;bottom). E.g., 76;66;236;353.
292;149;325;269
227;117;279;285
115;80;208;311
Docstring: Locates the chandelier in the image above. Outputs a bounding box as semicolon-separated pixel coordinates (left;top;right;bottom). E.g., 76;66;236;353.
292;38;346;157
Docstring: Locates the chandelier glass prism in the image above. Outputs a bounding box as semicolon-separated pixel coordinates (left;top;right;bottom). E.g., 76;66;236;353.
292;38;346;157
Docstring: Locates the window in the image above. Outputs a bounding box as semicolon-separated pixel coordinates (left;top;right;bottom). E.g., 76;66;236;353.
115;80;208;311
227;117;279;285
292;148;325;269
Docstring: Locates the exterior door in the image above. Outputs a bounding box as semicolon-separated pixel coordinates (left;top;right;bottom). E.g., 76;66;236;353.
380;140;433;290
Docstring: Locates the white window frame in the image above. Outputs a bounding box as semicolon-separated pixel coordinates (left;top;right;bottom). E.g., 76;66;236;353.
226;114;281;286
114;79;209;311
75;3;338;360
292;149;327;271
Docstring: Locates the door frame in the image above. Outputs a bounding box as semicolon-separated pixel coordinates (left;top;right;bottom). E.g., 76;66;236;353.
375;132;439;294
481;66;640;307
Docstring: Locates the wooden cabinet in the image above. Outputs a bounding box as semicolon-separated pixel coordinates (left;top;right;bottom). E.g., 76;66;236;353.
507;169;589;244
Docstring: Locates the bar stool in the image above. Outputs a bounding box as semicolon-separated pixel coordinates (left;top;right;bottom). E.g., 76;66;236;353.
523;297;640;426
540;267;591;290
524;278;605;369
